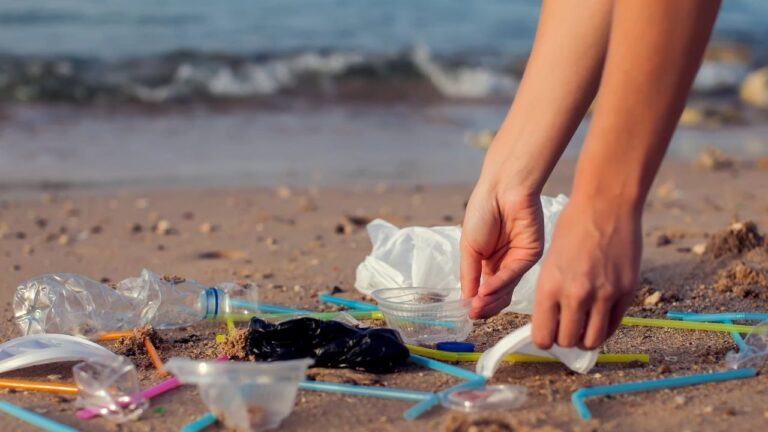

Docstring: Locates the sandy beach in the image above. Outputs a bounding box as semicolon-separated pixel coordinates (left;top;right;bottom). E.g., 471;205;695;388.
1;158;767;431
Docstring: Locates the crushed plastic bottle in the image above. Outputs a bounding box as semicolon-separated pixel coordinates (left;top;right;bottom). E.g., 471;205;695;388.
73;356;148;422
14;269;258;337
246;317;410;373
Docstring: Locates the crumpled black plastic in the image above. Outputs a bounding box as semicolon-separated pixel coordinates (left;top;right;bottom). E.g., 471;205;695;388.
246;317;410;373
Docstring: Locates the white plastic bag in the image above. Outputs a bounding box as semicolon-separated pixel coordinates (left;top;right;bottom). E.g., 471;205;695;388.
355;194;569;313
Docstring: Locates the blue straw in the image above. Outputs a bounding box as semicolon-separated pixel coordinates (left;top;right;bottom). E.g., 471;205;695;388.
409;354;484;381
666;311;753;352
724;320;750;352
299;380;432;402
403;355;486;420
180;412;217;432
403;378;485;421
0;401;78;432
666;311;768;322
318;295;380;312
571;368;757;420
229;299;311;314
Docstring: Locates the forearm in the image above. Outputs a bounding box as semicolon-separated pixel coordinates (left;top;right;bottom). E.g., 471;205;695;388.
480;0;613;193
572;0;721;213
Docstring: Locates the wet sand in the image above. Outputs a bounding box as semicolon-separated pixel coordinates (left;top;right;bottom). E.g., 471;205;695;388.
1;160;768;431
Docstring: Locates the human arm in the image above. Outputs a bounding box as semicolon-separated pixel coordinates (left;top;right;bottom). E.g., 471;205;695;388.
531;0;722;349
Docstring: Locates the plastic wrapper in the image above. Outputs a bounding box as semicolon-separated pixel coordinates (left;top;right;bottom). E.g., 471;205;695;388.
246;317;410;373
726;320;768;369
0;334;119;374
355;194;569;314
165;358;312;432
73;356;148;422
476;323;598;377
14;269;257;337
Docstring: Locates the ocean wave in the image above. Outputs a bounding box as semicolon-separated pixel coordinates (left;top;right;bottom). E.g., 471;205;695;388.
0;48;520;104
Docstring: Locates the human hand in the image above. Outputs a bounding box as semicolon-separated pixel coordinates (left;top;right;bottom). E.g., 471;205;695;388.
460;187;544;319
531;195;642;350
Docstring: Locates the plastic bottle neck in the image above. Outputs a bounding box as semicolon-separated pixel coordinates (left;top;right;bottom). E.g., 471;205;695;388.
200;287;226;321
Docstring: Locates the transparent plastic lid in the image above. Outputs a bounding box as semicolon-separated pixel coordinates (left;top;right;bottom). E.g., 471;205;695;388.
439;384;527;412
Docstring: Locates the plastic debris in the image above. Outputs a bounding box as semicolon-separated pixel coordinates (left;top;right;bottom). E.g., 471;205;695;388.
372;287;472;345
246;317;409;373
477;323;598;377
726;320;768;369
0;334;118;374
0;400;78;432
436;341;475;353
165;358;312;432
73;356;148;422
14;269;264;337
440;384;527;412
571;368;757;420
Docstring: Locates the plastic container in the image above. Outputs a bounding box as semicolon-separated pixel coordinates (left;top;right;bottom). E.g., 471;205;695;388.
440;384;527;412
13;270;262;337
0;334;118;374
371;287;472;345
73;356;147;423
164;358;312;432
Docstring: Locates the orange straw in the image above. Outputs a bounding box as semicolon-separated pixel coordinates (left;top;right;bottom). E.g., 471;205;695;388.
0;379;78;395
94;331;135;342
143;338;168;378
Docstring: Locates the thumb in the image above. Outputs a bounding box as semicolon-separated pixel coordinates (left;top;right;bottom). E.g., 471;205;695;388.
460;239;483;300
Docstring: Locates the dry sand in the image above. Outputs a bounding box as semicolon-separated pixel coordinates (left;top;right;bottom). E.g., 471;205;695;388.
1;160;768;431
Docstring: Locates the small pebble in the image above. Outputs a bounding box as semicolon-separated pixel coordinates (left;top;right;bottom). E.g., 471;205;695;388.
644;291;662;307
674;396;687;406
155;219;172;235
655;233;672;247
692;242;707;255
198;222;215;234
275;185;292;199
58;234;71;245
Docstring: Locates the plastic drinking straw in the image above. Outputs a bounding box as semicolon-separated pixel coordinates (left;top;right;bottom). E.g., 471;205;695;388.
407;345;650;364
404;378;485;421
723;320;750;352
77;376;181;419
409;354;483;381
402;354;486;420
180;412;217;432
318;294;380;311
0;379;78;396
228;298;312;314
571;368;757;421
225;318;236;336
298;380;433;402
0;401;79;432
94;330;135;342
143;337;168;378
219;310;385;322
667;311;768;322
620;316;754;333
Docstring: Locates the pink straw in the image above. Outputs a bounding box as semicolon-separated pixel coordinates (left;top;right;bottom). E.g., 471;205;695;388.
76;377;181;419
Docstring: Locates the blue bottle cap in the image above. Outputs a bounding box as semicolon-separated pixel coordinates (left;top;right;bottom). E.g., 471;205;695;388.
436;341;475;352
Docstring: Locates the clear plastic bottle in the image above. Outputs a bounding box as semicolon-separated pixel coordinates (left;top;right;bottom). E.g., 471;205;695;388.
13;269;253;337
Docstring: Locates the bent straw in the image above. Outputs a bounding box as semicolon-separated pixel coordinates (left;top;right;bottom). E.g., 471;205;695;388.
181;412;217;432
298;380;432;402
403;355;485;420
0;379;78;395
620;316;754;333
0;400;78;432
667;311;768;322
407;345;649;364
571;368;757;421
77;376;181;419
723;320;750;352
318;294;380;311
144;338;168;378
94;330;135;342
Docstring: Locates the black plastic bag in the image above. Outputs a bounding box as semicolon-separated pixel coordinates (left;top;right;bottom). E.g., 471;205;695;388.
246;317;410;373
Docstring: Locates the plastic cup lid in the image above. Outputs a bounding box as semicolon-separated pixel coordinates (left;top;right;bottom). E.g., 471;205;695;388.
436;341;475;352
440;384;527;412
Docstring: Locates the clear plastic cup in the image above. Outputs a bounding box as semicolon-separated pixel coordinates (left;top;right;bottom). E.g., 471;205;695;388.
371;287;472;345
164;358;312;432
